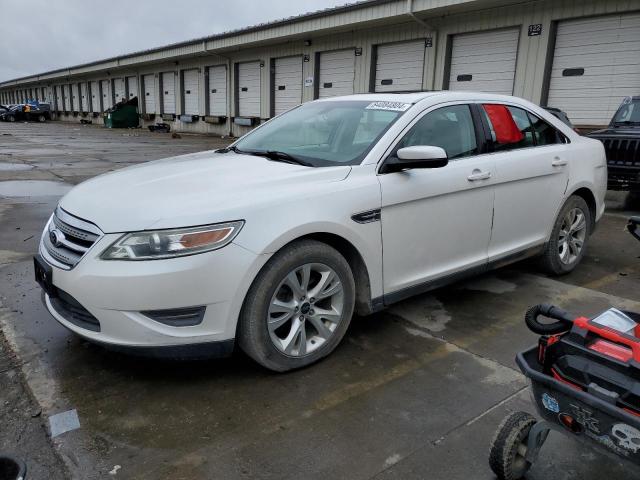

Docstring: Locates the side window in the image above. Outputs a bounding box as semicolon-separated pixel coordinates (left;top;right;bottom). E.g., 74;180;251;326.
481;104;534;151
397;105;478;160
527;112;565;145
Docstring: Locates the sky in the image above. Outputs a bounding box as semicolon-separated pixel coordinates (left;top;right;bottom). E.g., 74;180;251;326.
0;0;349;82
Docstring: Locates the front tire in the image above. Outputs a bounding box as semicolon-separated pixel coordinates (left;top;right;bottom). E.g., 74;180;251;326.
238;240;355;372
540;195;591;275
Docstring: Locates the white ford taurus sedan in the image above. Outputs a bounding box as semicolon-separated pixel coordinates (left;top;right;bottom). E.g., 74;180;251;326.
35;92;607;371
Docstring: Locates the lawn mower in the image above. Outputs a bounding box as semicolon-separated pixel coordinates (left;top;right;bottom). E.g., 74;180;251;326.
489;216;640;480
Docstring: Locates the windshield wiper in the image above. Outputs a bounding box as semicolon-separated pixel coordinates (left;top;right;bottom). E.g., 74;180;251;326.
249;150;313;167
215;145;245;154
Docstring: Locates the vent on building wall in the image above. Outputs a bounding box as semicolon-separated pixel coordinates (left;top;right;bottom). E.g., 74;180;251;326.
457;74;473;82
562;68;585;77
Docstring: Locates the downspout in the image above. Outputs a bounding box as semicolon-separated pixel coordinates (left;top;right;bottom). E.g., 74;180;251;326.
406;0;430;29
406;0;438;90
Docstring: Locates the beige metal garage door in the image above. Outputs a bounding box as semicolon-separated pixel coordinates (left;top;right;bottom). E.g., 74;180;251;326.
161;72;176;114
113;78;125;103
448;28;519;95
101;80;112;110
182;69;200;115
142;74;156;114
375;40;426;92
237;61;261;117
318;49;355;98
90;81;100;112
274;56;303;116
208;65;227;116
547;13;640;126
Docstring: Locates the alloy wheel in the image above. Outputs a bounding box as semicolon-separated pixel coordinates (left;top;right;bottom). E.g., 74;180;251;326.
267;262;344;357
558;207;587;265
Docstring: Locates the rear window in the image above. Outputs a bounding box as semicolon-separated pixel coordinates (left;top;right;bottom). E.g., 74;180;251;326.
481;104;566;150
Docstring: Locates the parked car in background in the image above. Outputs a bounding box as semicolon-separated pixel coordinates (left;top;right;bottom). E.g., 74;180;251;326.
543;107;575;130
0;102;51;122
34;92;607;371
588;96;640;192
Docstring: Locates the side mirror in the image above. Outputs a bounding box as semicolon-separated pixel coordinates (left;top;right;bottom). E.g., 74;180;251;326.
380;146;448;174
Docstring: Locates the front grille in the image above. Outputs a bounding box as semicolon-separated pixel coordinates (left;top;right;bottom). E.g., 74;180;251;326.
40;207;102;270
601;137;640;166
49;289;101;332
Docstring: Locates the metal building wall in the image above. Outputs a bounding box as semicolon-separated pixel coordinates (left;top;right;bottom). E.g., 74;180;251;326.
1;0;638;131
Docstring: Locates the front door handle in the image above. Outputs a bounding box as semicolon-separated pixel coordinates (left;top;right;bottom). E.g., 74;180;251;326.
552;157;568;167
467;170;492;181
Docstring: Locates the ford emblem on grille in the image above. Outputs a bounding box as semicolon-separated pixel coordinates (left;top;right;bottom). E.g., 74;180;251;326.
49;229;64;247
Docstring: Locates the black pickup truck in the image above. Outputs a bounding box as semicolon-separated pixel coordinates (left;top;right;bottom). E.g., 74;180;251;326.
588;96;640;192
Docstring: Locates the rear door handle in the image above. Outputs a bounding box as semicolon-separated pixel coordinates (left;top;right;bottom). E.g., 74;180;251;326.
467;170;492;181
552;158;568;167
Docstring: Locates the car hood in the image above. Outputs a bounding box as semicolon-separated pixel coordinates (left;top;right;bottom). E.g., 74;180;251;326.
587;126;640;138
59;151;352;233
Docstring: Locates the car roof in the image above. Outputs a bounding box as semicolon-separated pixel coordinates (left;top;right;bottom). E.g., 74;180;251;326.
314;91;543;106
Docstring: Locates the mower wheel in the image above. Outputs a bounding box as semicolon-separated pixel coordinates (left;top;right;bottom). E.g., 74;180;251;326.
489;411;537;480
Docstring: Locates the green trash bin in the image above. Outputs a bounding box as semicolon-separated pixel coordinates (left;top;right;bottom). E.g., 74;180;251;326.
104;98;140;128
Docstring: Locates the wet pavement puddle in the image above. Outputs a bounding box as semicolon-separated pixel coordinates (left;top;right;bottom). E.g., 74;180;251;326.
0;162;34;171
0;180;71;197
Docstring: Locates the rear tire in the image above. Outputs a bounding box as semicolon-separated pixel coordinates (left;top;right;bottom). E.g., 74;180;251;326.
539;195;591;275
489;411;537;480
38;114;46;122
238;240;355;372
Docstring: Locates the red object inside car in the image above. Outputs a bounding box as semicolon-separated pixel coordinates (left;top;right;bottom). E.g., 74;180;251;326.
483;104;524;144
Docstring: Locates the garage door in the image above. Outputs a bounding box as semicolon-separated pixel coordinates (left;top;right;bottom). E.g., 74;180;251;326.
318;49;355;98
448;28;519;94
547;13;640;126
63;84;71;111
90;81;100;112
55;86;62;110
72;83;80;110
126;76;138;99
375;40;426;92
80;83;88;112
142;74;156;114
208;65;227;116
237;61;261;117
113;78;125;103
182;69;200;115
273;56;302;116
161;72;176;114
101;80;112;110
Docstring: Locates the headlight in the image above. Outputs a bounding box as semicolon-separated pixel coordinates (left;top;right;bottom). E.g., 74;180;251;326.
100;221;244;260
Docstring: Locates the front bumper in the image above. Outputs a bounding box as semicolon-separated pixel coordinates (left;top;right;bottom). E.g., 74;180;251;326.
39;232;266;350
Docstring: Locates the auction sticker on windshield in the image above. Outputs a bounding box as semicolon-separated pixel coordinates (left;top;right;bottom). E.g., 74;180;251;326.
365;101;412;112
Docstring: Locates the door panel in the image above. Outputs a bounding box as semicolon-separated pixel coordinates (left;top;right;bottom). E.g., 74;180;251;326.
489;145;569;259
485;106;569;259
379;104;494;294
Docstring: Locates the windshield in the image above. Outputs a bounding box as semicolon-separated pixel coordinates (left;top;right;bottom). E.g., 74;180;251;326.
613;99;640;125
233;100;409;166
